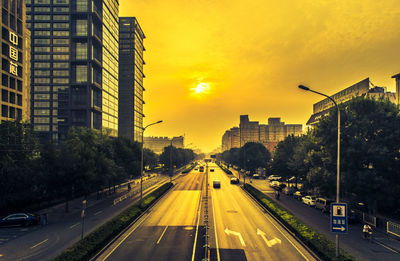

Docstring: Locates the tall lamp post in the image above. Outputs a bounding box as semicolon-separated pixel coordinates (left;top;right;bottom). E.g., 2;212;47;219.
298;85;341;257
141;120;163;201
231;133;246;185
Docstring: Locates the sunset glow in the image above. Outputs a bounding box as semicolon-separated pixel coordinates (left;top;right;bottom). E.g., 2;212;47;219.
193;83;210;94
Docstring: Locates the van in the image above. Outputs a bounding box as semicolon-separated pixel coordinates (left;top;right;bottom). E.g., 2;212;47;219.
315;198;334;213
213;180;221;188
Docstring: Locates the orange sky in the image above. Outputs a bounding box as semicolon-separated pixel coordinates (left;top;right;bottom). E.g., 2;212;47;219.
120;0;400;153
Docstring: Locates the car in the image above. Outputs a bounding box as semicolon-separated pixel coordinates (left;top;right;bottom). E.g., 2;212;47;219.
283;187;296;195
267;175;282;180
293;190;304;200
252;174;260;179
302;196;317;206
0;213;40;227
210;169;214;172
269;180;280;188
230;177;239;184
213;180;221;188
315;198;334;213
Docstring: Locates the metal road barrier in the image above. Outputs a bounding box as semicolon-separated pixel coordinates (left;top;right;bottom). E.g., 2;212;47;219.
363;213;377;227
387;221;400;238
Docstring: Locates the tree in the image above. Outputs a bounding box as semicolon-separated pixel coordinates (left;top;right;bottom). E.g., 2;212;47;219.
270;135;301;180
238;142;271;173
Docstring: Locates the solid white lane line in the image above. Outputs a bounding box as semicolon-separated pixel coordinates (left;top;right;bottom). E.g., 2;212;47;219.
191;176;203;261
94;210;103;216
156;226;169;245
211;191;221;261
30;238;48;249
102;213;149;261
374;240;400;254
69;222;80;229
244;191;310;261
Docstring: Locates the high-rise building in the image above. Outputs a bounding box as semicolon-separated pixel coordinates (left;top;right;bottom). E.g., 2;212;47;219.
118;17;145;142
1;0;30;123
26;0;119;143
222;115;302;152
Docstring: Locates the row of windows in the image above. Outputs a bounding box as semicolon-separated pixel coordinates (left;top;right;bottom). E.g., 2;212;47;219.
34;77;69;84
34;70;69;76
26;0;69;5
2;74;23;91
33;23;69;29
1;89;22;105
34;62;68;68
28;15;69;21
1;105;22;119
34;46;69;52
33;30;69;36
34;38;69;45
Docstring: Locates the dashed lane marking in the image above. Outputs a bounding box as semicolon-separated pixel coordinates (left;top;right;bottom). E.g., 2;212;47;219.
156;226;168;245
30;238;48;249
94;211;103;216
69;222;80;229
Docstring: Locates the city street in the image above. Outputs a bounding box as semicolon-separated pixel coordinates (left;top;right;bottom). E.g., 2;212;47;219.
247;173;400;261
0;175;170;261
99;169;206;261
100;163;317;261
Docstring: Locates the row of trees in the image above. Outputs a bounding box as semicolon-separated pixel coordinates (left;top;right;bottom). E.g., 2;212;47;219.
218;97;400;215
159;145;196;173
0;124;195;215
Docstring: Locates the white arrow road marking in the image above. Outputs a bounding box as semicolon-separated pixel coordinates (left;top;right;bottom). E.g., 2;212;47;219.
257;229;282;247
225;228;246;246
332;227;345;231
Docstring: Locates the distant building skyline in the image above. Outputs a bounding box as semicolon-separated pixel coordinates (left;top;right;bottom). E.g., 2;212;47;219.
222;115;302;152
144;136;184;154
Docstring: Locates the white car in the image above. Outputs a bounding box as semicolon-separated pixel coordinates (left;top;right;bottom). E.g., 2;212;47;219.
268;175;281;180
302;196;316;206
269;180;280;187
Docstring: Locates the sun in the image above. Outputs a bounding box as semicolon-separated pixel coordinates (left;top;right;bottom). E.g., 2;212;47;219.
193;82;210;94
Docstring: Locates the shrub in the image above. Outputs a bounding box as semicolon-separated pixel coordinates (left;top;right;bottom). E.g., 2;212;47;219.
244;184;355;261
216;161;232;174
182;162;198;174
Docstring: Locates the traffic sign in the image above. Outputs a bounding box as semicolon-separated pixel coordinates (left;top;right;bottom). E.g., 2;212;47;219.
331;203;348;234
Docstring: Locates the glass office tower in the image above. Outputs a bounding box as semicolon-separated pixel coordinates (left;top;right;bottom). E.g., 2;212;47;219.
26;0;119;142
1;0;30;123
118;17;145;142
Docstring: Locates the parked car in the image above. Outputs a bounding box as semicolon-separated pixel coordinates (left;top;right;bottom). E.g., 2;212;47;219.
293;190;304;200
0;213;40;227
210;168;215;172
252;174;260;179
213;180;221;188
269;180;280;188
302;196;317;206
267;175;282;180
230;177;239;184
283;187;296;195
315;198;334;213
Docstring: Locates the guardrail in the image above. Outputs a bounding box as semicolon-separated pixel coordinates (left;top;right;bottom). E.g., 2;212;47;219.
387;221;400;238
363;213;377;227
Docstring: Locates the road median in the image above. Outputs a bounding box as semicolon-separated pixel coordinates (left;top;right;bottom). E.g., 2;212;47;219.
243;184;355;261
53;182;173;261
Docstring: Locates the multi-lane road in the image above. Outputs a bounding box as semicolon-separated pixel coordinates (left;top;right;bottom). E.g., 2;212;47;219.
99;163;317;261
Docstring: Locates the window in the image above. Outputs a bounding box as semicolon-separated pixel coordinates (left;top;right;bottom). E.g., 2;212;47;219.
34;54;51;60
34;7;50;12
75;42;87;59
2;105;8;117
34;125;50;131
34;15;50;20
34;31;50;36
34;38;50;44
53;7;69;12
75;65;87;83
53;46;69;52
35;78;50;84
34;46;50;52
75;0;87;12
53;31;69;36
34;93;50;100
34;101;50;107
53;54;69;60
34;86;50;92
53;70;69;76
54;0;69;4
34;62;50;68
34;70;50;76
53;23;69;29
54;15;68;20
53;38;69;45
34;0;50;4
53;62;68;68
34;117;50;123
34;23;50;29
34;109;49;115
75;20;87;36
2;89;8;102
53;78;69;84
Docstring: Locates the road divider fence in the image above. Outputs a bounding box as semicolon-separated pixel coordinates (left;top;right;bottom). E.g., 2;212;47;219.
387;221;400;238
244;184;355;261
215;161;232;174
53;182;173;261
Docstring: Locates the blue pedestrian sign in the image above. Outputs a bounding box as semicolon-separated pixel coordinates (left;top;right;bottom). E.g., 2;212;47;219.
331;203;348;234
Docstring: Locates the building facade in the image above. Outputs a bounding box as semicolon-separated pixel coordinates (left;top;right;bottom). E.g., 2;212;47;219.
26;0;119;143
144;136;184;154
306;78;397;125
222;115;302;152
1;0;30;123
118;17;145;142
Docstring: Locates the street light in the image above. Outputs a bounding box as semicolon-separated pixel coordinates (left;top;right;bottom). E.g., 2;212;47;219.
141;120;163;201
298;84;341;257
230;133;246;185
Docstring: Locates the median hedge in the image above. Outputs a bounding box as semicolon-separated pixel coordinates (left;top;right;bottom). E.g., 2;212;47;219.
244;184;355;261
53;182;173;261
182;162;198;174
216;161;232;174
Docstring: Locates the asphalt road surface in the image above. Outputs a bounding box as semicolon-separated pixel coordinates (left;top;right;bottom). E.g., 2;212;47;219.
100;164;317;261
100;169;206;261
